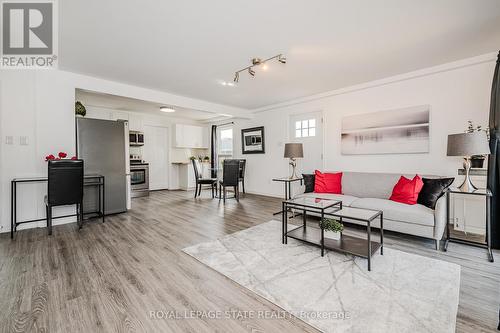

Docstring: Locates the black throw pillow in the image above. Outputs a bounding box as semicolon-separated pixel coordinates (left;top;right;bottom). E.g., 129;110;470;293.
417;178;454;209
302;174;315;193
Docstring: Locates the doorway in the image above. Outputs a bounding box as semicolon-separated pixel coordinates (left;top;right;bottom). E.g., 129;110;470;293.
143;125;169;190
289;111;324;174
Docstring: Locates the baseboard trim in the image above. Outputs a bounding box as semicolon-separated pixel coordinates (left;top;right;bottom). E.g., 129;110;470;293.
244;190;282;199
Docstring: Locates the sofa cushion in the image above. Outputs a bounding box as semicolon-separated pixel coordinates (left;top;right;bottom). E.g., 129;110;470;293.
389;175;424;205
295;192;359;207
302;173;315;193
336;172;440;199
314;170;342;194
417;177;454;209
350;197;435;227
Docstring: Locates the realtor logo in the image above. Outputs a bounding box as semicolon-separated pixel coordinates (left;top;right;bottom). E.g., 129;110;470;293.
1;1;58;68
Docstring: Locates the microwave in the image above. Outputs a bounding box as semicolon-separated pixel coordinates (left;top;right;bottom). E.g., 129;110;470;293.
129;131;144;146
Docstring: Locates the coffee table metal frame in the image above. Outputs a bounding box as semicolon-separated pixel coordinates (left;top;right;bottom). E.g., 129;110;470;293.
282;198;384;271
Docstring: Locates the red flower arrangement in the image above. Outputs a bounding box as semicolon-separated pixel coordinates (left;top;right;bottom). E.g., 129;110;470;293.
45;152;77;161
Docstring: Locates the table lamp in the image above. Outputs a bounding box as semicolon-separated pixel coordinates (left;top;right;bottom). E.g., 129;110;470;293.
284;143;303;179
447;131;490;192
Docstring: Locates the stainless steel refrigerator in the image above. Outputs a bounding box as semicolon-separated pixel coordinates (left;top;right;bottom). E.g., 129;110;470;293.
76;117;130;214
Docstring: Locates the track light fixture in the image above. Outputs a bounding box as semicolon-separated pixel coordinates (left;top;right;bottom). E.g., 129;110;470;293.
234;53;286;82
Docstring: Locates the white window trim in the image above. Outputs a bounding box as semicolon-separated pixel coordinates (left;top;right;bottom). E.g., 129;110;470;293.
295;119;316;138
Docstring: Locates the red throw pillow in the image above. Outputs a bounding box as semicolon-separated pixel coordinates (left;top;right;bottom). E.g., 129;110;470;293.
314;170;342;194
389;175;424;205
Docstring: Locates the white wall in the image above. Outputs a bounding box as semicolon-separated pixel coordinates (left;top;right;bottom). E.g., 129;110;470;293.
230;53;496;198
0;69;246;233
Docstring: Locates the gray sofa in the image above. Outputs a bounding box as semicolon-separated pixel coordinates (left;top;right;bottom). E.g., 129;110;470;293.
294;172;448;249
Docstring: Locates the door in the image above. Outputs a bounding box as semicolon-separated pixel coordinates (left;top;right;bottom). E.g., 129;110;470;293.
289;111;323;174
143;125;169;190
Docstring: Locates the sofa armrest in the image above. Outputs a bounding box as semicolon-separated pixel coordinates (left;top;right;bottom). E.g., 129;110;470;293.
433;195;448;240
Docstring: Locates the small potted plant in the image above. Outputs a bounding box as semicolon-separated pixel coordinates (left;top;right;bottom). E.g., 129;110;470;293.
319;218;344;240
189;156;197;161
203;156;210;163
466;121;489;168
75;101;86;117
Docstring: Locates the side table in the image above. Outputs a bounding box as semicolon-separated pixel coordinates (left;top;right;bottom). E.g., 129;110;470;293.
444;187;493;262
272;177;303;215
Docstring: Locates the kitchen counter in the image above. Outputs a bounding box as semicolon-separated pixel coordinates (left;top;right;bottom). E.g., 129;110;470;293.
174;161;211;190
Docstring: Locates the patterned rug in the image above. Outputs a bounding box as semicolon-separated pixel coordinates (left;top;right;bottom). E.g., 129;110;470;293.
183;220;460;333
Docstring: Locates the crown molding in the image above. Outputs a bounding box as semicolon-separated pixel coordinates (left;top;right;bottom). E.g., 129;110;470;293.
252;52;498;113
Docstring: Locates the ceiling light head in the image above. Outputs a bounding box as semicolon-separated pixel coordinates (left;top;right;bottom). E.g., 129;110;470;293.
234;72;239;83
160;106;175;113
248;68;255;76
252;58;262;65
278;55;286;64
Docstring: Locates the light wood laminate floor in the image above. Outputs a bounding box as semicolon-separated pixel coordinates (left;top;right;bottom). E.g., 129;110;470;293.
1;190;499;332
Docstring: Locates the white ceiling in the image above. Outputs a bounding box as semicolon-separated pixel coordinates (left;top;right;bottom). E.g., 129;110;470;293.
75;90;231;122
61;0;500;110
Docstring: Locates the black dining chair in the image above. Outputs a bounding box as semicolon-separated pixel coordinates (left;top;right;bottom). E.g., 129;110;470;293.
192;159;217;198
238;159;246;193
219;159;241;203
45;159;84;235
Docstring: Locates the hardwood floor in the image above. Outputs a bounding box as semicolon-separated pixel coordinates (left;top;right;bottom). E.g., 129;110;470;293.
0;190;499;332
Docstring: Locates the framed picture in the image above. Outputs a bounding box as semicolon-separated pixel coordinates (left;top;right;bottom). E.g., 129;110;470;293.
241;126;265;154
341;105;430;155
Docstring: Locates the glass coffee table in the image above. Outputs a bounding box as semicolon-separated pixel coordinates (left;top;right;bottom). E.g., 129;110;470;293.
282;197;383;271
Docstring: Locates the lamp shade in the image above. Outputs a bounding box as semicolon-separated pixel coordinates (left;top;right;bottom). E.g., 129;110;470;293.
447;131;490;157
284;143;304;158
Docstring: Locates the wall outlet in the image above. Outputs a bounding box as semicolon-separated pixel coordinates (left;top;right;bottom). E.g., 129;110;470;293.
5;136;13;145
19;136;29;145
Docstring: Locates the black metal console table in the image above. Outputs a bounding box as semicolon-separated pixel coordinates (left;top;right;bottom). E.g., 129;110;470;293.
11;174;105;239
272;177;303;215
444;187;493;262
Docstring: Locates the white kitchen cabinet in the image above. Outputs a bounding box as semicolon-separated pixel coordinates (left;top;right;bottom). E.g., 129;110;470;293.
177;161;211;190
128;114;144;132
86;109;128;121
178;163;196;190
174;124;209;148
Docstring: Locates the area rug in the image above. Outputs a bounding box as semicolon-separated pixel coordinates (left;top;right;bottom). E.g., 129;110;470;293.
183;220;460;333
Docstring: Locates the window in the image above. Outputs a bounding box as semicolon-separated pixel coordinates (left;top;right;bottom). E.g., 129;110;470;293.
218;127;233;157
295;119;316;138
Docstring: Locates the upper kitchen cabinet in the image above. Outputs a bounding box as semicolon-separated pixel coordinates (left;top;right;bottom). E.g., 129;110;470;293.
174;124;209;148
128;114;144;132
